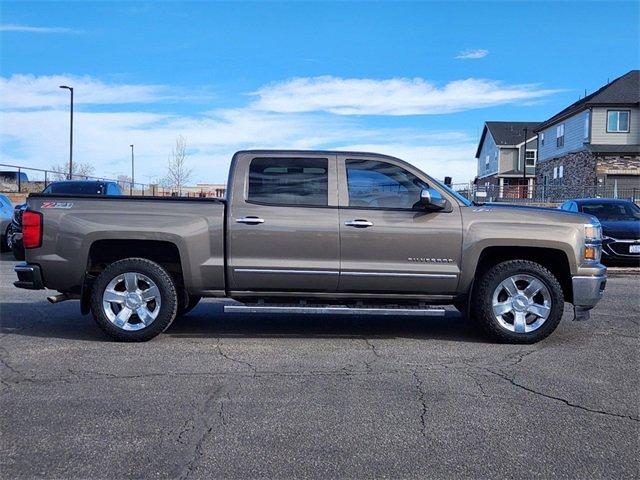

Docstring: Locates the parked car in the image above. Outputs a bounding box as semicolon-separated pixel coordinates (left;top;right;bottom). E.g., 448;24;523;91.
0;194;13;252
14;150;606;343
10;180;123;260
0;171;29;193
559;198;640;264
0;171;29;183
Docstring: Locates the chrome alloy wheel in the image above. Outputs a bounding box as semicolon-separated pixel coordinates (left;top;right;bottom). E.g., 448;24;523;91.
491;274;552;334
102;272;161;331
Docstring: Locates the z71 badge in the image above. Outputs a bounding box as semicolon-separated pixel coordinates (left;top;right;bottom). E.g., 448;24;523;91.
41;201;73;209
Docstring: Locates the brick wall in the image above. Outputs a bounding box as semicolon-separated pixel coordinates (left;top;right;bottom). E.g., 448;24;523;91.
3;193;28;206
595;154;640;177
535;150;598;187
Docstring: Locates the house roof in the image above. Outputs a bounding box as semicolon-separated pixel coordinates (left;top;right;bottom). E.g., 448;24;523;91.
535;70;640;132
475;121;540;158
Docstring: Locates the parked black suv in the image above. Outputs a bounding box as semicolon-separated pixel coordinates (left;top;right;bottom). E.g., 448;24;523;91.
560;198;640;264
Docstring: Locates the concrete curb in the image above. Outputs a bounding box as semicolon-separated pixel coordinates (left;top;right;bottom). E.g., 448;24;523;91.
606;267;640;276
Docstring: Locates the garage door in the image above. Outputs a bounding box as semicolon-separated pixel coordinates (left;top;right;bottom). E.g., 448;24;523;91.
605;175;640;197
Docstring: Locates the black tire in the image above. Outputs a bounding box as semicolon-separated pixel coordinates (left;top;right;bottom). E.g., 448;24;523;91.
90;258;178;342
472;260;564;344
177;294;201;317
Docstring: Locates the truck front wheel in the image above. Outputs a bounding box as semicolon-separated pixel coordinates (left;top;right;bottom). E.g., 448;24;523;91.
90;258;178;341
472;260;564;343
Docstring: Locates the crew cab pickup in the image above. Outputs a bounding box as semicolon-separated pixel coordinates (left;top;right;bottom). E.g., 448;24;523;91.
14;150;607;343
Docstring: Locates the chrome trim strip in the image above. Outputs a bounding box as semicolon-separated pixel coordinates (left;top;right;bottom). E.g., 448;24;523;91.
605;237;640;243
234;268;339;275
234;268;457;279
224;305;446;316
342;271;458;279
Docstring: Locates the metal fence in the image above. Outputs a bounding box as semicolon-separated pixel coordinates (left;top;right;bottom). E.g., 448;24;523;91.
0;163;224;198
452;183;640;205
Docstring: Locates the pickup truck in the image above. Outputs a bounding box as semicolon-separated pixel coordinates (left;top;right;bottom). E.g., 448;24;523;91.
14;150;607;343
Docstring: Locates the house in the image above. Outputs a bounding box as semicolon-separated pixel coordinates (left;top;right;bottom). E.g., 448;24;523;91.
475;121;540;197
534;70;640;195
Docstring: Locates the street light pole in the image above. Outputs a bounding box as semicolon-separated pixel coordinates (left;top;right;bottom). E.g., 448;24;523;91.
130;144;135;195
59;86;74;179
522;127;528;199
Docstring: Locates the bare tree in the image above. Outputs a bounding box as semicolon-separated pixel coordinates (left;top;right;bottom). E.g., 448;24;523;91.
50;161;95;181
116;174;132;190
161;135;193;192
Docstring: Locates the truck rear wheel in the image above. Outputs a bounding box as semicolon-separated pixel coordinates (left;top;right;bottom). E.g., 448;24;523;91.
90;258;178;342
472;260;564;344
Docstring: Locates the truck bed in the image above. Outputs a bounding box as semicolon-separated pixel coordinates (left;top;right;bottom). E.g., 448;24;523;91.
25;193;227;296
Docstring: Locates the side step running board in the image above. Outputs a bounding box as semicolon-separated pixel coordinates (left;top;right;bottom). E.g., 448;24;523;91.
223;305;446;316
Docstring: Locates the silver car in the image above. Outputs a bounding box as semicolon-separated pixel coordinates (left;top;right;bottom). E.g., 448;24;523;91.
0;194;13;251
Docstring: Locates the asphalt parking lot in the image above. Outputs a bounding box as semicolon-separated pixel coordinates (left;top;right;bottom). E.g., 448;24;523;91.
1;253;638;480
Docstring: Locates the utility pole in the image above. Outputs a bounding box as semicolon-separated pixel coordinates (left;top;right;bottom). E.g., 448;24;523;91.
522;127;528;199
59;86;74;179
130;144;135;195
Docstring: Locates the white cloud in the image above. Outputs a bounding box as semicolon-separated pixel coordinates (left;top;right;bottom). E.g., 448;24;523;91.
250;76;557;115
0;107;476;184
0;24;78;34
0;75;167;109
2;73;547;184
455;49;489;60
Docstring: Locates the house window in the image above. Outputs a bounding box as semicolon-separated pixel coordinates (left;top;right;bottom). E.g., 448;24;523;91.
584;113;590;140
540;132;545;146
607;110;630;133
559;165;564;178
525;150;536;166
556;124;565;148
485;155;490;167
553;167;558;179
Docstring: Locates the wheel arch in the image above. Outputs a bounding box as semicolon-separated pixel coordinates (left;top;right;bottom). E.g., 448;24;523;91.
470;246;573;304
81;239;185;315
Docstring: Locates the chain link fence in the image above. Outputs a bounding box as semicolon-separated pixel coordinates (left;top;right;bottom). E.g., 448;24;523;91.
0;163;225;198
452;183;639;205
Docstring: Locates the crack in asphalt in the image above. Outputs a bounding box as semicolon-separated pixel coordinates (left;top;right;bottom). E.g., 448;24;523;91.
215;338;257;375
412;369;428;438
480;366;639;423
174;386;226;480
362;337;381;358
362;337;381;373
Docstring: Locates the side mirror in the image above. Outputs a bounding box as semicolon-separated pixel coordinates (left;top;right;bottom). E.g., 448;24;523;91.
420;188;447;210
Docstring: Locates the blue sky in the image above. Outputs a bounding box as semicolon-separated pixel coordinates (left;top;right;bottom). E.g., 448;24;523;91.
1;1;638;184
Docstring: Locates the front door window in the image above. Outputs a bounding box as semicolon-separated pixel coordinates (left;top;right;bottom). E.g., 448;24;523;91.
345;160;427;209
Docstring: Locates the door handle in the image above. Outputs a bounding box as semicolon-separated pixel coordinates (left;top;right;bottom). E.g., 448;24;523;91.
344;219;373;228
236;216;265;225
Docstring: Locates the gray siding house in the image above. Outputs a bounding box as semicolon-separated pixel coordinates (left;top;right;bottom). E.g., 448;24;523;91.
475;121;539;197
534;70;640;195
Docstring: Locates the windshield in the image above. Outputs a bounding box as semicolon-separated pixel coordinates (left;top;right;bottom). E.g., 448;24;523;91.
430;179;473;207
581;201;640;221
43;182;105;195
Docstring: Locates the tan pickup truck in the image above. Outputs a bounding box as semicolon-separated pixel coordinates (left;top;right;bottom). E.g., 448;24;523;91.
14;150;607;343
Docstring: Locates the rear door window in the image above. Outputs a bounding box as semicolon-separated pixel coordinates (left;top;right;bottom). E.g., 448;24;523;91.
248;158;328;206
